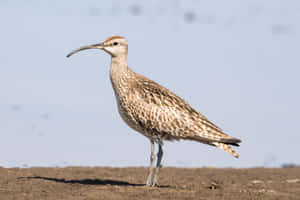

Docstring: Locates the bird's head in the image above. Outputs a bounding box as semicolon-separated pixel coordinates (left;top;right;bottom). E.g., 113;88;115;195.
67;35;128;58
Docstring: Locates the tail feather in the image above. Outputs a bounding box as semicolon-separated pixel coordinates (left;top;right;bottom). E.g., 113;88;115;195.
219;138;242;147
211;142;240;158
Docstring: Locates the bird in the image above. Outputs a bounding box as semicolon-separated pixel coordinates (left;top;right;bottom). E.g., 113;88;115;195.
66;35;242;187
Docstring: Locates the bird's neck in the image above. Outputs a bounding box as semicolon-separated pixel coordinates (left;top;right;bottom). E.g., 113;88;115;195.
109;55;131;96
110;55;128;79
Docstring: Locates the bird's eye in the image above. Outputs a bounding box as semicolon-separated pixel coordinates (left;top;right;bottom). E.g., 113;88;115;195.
113;42;119;46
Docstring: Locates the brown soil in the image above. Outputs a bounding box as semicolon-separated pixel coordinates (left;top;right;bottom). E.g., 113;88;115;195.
0;167;299;200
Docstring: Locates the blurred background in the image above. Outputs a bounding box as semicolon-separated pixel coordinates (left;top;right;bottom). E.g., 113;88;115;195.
0;0;299;168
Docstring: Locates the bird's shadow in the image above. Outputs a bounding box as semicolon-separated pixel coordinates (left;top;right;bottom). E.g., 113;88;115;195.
21;176;143;186
20;176;170;188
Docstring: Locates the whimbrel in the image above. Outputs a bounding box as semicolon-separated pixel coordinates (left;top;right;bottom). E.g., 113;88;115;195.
67;35;242;186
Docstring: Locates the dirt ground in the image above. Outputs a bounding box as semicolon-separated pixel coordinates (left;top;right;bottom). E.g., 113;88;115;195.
0;167;299;200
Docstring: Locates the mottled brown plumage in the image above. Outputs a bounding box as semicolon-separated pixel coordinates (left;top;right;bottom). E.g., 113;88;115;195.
67;35;242;186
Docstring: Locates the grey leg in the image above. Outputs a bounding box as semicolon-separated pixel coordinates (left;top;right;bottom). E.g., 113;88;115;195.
152;144;163;186
146;140;156;186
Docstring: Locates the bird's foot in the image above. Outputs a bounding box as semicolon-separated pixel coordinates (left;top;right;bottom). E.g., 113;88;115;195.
146;179;158;187
151;182;158;187
146;173;153;186
145;182;158;187
151;177;158;187
146;181;151;186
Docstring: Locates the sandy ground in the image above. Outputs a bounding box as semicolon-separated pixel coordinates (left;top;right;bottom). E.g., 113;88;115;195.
0;167;299;200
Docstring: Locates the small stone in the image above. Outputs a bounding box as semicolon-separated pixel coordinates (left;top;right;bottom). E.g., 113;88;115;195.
251;180;263;184
286;179;300;183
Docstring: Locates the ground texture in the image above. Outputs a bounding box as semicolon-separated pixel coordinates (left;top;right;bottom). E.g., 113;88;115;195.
0;167;299;200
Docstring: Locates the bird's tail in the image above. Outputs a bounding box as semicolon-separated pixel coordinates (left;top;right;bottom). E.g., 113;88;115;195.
219;137;241;147
211;142;240;158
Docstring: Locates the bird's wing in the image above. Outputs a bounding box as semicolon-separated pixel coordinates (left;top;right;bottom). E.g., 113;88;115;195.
129;73;241;145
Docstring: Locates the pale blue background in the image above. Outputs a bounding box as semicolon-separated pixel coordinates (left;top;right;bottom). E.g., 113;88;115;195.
0;0;299;168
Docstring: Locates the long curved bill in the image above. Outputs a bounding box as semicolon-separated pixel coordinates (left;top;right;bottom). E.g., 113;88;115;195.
66;42;104;58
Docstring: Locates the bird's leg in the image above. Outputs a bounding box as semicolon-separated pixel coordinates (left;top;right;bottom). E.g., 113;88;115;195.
152;144;163;186
146;140;156;186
